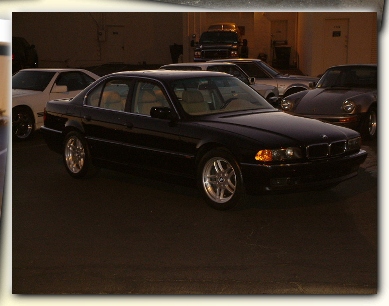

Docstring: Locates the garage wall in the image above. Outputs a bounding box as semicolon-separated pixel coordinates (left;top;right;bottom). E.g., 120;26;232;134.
12;12;377;77
297;12;377;77
12;12;183;68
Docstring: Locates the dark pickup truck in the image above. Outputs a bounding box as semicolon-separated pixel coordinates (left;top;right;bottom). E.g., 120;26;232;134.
192;23;248;62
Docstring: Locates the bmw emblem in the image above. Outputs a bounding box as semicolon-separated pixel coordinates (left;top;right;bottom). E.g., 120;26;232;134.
321;134;328;140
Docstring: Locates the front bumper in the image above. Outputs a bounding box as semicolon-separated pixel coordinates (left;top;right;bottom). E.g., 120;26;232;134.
241;149;367;194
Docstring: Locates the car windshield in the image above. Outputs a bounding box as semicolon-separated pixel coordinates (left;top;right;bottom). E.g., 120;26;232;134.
200;31;239;44
12;70;56;91
169;75;274;116
317;66;377;89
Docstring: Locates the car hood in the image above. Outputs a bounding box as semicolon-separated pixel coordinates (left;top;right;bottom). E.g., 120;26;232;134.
12;89;42;98
293;87;374;114
279;74;318;82
197;110;354;147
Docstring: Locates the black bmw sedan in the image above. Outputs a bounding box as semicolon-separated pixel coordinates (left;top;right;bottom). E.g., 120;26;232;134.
41;70;367;210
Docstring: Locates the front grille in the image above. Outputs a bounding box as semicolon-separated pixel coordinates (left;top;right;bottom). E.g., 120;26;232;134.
330;140;347;156
306;140;347;159
202;50;229;58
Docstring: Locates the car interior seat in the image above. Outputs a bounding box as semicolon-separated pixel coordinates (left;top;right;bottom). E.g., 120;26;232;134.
181;90;209;114
101;91;124;111
137;90;163;115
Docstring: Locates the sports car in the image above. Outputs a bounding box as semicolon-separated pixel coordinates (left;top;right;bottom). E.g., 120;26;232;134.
12;68;100;140
41;70;367;210
280;64;377;139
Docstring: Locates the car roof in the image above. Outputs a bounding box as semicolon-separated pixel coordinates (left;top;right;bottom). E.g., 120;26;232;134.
18;68;94;73
327;64;377;69
160;62;238;69
209;58;263;63
105;69;231;80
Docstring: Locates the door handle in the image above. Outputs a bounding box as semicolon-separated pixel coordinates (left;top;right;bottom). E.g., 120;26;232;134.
83;115;91;121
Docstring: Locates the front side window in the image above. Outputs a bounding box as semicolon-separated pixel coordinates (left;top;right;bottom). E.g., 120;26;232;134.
131;81;170;116
209;65;249;84
236;62;269;79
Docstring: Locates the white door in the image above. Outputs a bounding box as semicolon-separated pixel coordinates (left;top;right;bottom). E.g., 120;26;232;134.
271;20;288;43
106;26;125;63
323;19;349;68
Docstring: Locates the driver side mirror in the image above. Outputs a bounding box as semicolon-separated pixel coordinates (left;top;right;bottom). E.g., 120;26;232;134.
150;107;177;120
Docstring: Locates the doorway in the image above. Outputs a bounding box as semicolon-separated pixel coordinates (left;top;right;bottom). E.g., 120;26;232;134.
323;19;349;68
105;26;125;63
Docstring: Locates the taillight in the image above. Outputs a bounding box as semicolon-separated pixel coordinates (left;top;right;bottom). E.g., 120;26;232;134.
43;107;47;122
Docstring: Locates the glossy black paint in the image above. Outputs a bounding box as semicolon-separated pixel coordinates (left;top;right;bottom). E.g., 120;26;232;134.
42;70;367;194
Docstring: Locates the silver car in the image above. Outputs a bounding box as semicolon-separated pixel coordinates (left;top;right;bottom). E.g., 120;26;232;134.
160;62;279;104
209;58;319;98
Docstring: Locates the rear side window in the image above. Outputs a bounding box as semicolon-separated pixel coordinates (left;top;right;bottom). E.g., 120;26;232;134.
55;71;95;91
85;78;133;111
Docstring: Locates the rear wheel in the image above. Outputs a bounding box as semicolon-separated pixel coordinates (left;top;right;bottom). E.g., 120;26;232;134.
198;149;243;210
63;131;96;178
360;106;377;139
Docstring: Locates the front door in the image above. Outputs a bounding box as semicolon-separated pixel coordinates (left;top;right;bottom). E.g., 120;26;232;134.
105;26;125;63
323;18;349;68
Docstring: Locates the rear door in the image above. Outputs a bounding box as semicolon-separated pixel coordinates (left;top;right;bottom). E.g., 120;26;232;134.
82;76;192;175
81;77;134;164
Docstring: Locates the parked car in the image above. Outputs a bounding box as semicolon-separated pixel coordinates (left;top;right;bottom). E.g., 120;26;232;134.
280;64;377;139
209;58;319;99
159;62;279;103
12;68;100;140
41;70;367;210
12;36;38;74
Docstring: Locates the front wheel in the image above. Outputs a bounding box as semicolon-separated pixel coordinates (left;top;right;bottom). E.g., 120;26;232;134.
63;131;95;178
197;149;244;210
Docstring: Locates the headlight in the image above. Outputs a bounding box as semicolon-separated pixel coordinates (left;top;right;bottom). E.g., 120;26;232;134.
230;50;238;57
194;51;201;58
280;98;294;111
347;137;361;151
342;100;356;113
255;147;302;162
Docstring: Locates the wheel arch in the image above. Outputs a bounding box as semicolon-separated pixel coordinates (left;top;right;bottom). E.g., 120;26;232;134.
12;104;35;121
283;86;308;98
194;140;244;170
63;120;85;135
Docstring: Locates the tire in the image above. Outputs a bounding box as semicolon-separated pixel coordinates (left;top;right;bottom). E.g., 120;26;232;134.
197;148;244;210
360;106;377;140
63;131;96;178
12;106;35;141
